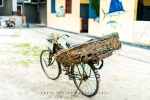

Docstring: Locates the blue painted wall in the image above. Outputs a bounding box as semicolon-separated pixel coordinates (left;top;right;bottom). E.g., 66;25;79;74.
89;0;100;18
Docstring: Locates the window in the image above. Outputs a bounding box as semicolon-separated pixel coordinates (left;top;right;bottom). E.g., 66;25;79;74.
0;0;4;7
40;0;44;2
65;0;72;13
31;0;37;2
51;0;55;13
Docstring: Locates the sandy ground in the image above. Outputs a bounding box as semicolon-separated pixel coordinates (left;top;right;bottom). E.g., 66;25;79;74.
0;28;150;100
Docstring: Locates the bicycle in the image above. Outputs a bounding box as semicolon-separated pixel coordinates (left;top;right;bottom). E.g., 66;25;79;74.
40;33;104;97
0;16;15;29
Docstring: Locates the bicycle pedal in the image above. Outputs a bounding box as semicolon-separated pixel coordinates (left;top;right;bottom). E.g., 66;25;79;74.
68;75;73;80
65;71;71;75
65;72;69;75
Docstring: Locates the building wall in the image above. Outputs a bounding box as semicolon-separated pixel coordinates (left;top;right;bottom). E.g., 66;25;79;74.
133;0;150;45
80;0;89;4
47;0;150;45
89;0;136;43
0;0;12;16
143;0;150;6
39;2;47;25
47;0;80;33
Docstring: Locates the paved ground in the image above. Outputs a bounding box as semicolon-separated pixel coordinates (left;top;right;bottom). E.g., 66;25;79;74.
0;27;150;100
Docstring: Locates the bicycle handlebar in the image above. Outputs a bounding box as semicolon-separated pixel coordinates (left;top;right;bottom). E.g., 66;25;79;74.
47;34;70;43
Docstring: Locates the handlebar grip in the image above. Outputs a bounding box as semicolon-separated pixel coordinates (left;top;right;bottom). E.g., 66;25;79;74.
47;38;52;42
66;34;70;37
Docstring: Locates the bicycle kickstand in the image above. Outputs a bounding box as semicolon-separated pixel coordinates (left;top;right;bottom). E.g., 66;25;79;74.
72;79;83;98
72;88;78;98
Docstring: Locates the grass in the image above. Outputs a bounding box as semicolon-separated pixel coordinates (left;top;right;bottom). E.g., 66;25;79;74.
11;43;44;66
11;35;19;37
10;31;20;37
13;43;43;56
20;59;33;67
14;43;31;48
20;60;29;67
55;93;63;98
32;46;42;56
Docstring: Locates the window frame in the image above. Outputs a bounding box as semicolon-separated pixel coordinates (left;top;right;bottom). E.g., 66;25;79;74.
65;0;72;14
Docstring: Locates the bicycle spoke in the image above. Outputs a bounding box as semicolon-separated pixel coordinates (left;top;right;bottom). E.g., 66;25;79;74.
80;81;94;94
84;81;91;93
82;82;95;95
72;62;100;97
87;80;97;88
43;58;48;67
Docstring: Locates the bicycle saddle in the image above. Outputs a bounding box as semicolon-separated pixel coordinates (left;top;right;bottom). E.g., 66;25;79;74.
66;41;79;48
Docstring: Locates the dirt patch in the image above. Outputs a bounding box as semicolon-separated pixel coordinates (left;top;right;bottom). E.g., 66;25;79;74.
1;28;150;100
0;29;97;100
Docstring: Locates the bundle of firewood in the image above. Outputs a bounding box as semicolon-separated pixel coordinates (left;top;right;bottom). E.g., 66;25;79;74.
55;32;121;67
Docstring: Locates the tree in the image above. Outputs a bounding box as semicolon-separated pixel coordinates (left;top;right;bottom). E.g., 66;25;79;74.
91;0;100;17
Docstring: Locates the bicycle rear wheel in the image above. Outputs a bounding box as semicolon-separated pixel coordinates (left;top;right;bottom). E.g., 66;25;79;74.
40;50;61;80
71;63;100;97
9;23;15;29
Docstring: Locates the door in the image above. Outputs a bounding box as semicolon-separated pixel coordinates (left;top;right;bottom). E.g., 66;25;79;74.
17;6;22;16
80;4;89;33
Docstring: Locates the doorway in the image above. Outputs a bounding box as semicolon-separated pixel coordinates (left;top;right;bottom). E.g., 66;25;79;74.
17;5;22;16
80;4;89;33
136;0;150;21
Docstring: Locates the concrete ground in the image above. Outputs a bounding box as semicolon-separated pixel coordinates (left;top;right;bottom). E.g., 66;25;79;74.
0;27;150;100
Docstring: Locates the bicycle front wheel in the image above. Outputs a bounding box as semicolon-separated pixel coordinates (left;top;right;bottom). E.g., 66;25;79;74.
71;63;100;97
40;50;61;80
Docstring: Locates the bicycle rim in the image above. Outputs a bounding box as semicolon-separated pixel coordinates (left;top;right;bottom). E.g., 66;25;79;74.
71;63;100;97
40;50;60;80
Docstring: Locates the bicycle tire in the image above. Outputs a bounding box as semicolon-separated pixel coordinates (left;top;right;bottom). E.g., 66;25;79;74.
71;63;100;97
9;23;15;29
40;50;61;80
